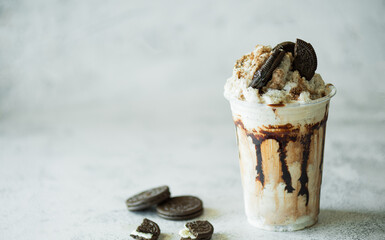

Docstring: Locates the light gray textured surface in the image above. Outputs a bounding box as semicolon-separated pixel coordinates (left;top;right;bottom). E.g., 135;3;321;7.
0;0;384;239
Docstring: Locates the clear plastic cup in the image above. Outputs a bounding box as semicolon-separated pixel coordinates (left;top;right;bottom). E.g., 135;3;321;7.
226;85;336;231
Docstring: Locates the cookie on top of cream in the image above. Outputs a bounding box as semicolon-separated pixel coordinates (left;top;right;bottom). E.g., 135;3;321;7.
224;44;331;104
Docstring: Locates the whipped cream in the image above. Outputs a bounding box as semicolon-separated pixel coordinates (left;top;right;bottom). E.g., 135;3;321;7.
224;45;331;104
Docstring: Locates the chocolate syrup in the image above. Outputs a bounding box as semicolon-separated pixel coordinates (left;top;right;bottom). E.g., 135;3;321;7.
234;104;329;206
298;104;329;205
319;104;329;171
255;140;265;186
298;133;311;205
267;103;285;107
278;140;295;193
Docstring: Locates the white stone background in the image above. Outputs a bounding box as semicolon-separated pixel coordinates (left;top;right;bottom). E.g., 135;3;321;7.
0;0;384;239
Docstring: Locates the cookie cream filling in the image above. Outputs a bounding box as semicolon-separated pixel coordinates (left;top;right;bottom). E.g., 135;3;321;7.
130;230;153;239
224;45;331;104
179;226;196;239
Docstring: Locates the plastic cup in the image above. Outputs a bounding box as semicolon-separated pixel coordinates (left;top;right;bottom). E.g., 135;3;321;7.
225;85;336;231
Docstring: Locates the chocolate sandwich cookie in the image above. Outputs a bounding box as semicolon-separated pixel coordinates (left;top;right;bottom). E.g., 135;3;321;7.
156;196;203;220
273;41;295;54
130;218;160;240
126;186;170;211
293;38;317;80
249;47;286;89
179;220;214;240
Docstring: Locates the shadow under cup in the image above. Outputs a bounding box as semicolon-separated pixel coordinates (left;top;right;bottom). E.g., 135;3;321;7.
227;85;336;231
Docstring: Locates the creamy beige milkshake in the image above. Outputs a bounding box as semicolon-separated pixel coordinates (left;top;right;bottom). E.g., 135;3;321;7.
224;40;336;231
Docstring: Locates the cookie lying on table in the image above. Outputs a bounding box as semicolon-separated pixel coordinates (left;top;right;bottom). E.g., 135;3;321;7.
130;218;160;240
179;220;214;240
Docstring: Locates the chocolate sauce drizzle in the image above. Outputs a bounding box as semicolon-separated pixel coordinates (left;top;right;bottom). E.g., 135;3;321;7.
298;133;311;204
234;120;265;185
278;140;295;193
319;104;329;174
319;120;328;171
254;139;265;186
235;121;297;193
233;104;329;206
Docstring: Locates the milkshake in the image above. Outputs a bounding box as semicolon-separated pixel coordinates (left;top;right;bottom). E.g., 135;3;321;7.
224;40;336;231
